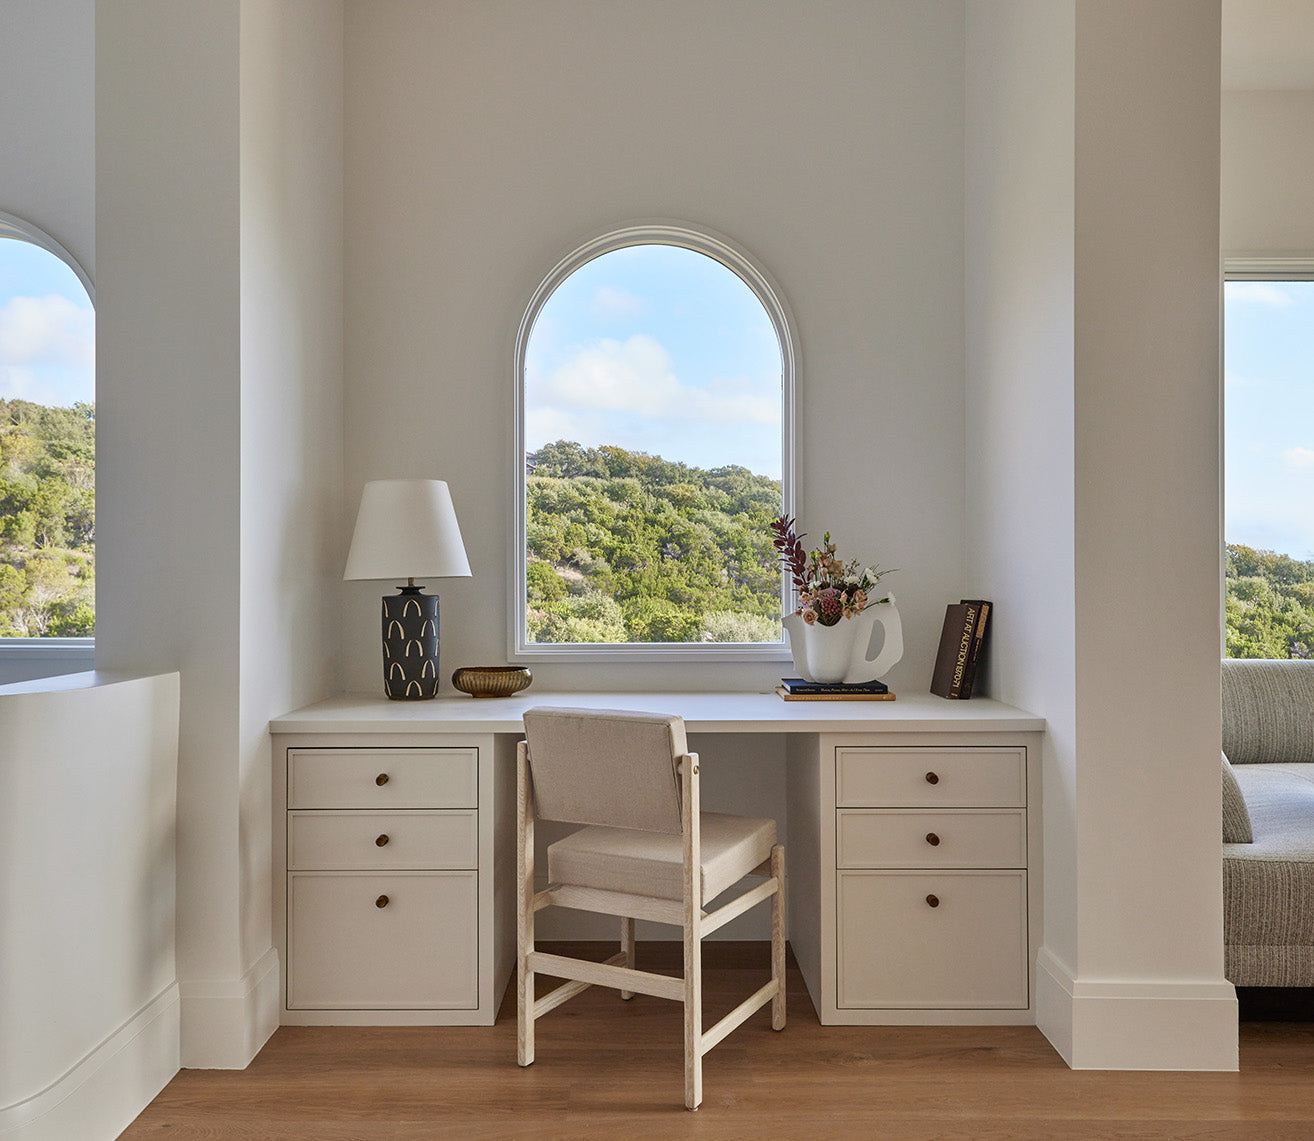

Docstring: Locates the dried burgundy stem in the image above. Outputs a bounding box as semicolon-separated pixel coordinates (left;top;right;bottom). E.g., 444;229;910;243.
771;515;809;594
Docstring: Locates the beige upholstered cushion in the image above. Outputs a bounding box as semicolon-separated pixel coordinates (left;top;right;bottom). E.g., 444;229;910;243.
1224;763;1314;984
548;812;777;905
1221;659;1314;765
1221;752;1253;844
523;706;688;832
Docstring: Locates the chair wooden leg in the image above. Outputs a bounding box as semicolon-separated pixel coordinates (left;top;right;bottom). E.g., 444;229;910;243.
517;742;535;1067
771;844;786;1031
684;924;702;1110
620;916;636;1000
681;754;703;1110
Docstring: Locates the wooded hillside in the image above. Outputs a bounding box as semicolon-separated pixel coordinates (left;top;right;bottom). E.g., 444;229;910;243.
1227;543;1314;659
525;440;783;643
0;398;95;636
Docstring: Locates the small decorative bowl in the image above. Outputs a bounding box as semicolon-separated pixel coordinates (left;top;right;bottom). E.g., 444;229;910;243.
451;665;533;698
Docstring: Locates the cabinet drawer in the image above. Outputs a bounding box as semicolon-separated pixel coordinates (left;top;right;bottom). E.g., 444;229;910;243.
288;810;478;871
836;747;1024;808
287;871;478;1009
836;870;1027;1009
837;809;1026;869
288;748;477;810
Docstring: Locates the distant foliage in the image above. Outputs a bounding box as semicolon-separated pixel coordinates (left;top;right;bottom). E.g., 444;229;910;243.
525;441;783;644
0;398;95;636
1226;543;1314;659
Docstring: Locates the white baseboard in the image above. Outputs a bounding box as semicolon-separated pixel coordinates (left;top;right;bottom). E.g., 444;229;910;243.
179;947;280;1069
1036;946;1239;1070
0;982;179;1141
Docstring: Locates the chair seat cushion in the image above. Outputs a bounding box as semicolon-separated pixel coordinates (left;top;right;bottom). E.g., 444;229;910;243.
548;812;776;905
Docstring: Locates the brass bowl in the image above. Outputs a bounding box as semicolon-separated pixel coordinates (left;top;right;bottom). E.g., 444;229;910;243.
451;665;533;698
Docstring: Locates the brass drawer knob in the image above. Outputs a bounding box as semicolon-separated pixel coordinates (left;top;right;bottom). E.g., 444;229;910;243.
925;771;939;785
925;893;940;908
375;834;390;847
375;773;390;786
925;832;940;846
375;894;390;909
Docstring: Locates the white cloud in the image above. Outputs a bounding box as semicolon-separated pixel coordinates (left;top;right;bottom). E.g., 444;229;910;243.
534;334;777;426
1282;446;1314;471
1225;281;1296;309
0;295;95;406
524;334;782;477
0;294;94;369
589;286;646;322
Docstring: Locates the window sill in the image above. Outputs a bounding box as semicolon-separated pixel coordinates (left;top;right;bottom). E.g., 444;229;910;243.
511;641;793;665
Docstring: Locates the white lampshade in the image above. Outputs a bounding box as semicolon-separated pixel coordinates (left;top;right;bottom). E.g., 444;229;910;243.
343;479;472;582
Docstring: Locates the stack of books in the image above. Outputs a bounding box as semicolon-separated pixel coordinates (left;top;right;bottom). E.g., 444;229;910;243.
775;677;895;701
930;599;992;699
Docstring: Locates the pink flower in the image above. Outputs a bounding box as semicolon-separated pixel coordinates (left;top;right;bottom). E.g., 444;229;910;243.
802;608;817;626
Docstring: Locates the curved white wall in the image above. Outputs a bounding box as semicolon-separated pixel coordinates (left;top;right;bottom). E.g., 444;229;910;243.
0;672;180;1141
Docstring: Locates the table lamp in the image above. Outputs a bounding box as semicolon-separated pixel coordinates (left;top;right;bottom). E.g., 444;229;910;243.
344;479;472;700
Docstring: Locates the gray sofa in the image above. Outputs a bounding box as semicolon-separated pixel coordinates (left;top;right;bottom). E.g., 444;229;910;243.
1222;658;1314;986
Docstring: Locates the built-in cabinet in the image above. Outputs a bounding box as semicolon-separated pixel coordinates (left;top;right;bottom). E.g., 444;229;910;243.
272;733;516;1025
272;696;1042;1028
788;735;1040;1025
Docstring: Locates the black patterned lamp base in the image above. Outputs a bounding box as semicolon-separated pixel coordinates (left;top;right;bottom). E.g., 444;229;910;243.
381;585;440;700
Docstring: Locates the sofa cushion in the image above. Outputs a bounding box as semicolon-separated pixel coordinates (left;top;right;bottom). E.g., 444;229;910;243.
1224;763;1314;985
1221;659;1314;764
1221;753;1253;844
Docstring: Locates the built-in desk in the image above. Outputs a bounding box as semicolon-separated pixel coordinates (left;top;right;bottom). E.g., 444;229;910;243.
270;691;1043;1027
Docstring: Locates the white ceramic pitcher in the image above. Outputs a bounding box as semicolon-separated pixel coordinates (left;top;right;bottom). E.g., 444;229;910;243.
782;595;903;685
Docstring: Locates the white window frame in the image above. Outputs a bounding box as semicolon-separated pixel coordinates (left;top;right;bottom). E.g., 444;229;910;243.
0;210;95;672
510;221;798;662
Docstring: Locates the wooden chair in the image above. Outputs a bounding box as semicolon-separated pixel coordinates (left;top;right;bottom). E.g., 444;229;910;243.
516;706;786;1110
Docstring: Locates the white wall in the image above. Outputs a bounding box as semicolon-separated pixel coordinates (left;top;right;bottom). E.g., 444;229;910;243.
964;0;1078;1011
1221;90;1314;253
969;0;1235;1070
97;0;345;1068
0;0;96;688
341;0;968;697
0;672;179;1141
238;0;345;988
0;0;93;278
1066;0;1232;1068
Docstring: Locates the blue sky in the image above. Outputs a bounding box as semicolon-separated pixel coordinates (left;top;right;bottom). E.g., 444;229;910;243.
1224;280;1314;563
524;244;783;479
0;237;95;409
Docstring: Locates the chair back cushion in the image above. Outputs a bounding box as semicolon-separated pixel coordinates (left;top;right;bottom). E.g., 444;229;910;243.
522;706;687;832
1221;659;1314;764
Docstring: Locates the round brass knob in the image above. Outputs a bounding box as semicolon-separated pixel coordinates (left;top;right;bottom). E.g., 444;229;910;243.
925;771;939;785
926;894;940;908
375;894;389;909
375;773;390;786
925;832;940;846
375;834;390;847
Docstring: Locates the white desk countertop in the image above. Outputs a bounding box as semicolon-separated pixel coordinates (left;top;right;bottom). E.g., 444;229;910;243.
270;690;1044;736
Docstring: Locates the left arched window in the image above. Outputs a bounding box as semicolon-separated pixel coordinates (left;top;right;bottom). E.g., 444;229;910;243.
0;212;95;665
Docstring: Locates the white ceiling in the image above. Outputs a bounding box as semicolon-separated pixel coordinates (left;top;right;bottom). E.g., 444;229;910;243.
1223;0;1314;89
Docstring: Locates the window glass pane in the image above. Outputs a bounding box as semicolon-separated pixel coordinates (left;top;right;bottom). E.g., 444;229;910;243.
0;236;95;637
1224;278;1314;659
522;242;786;647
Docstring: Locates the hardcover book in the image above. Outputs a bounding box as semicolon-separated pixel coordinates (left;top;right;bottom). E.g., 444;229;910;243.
930;602;979;699
780;677;889;695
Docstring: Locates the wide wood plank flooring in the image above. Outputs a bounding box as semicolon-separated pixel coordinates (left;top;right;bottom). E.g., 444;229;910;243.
121;948;1314;1140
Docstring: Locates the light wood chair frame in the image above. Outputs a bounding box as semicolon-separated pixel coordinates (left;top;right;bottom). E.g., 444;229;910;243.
516;739;786;1110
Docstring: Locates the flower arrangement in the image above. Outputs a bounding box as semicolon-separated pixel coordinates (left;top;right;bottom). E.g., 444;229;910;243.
770;515;890;627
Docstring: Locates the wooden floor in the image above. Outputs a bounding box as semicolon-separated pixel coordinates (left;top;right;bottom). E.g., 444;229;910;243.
122;948;1314;1140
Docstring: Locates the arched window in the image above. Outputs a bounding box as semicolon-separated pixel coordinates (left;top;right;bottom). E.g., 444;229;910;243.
0;212;96;658
512;223;796;659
